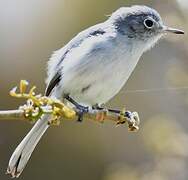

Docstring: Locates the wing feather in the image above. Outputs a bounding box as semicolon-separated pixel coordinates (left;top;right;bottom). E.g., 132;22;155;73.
45;71;61;96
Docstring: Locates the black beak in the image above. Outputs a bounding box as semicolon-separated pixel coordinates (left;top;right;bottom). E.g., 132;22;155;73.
163;26;184;34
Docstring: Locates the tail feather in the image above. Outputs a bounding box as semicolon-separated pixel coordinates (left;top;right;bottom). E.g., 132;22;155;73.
7;115;50;178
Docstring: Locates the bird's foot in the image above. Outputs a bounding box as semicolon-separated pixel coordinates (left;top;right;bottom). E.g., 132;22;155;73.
117;109;140;131
117;109;130;125
76;104;89;122
93;105;140;131
64;94;89;122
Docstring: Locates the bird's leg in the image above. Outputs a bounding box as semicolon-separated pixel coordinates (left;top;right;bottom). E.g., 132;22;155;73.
107;108;133;124
108;108;131;118
92;104;120;114
64;95;89;122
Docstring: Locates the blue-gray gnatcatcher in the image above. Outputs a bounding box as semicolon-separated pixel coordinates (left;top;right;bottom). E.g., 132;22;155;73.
7;5;184;178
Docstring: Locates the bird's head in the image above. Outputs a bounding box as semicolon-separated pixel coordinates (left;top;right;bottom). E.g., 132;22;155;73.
109;5;184;51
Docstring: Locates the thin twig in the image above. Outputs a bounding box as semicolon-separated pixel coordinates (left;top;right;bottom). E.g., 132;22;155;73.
0;108;140;132
0;109;26;121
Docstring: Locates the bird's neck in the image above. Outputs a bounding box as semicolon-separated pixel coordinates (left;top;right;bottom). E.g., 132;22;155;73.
116;32;162;60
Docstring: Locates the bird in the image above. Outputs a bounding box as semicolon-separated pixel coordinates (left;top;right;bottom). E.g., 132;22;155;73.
7;5;184;178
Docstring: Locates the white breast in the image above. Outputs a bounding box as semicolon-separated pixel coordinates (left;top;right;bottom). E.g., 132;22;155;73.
59;34;143;106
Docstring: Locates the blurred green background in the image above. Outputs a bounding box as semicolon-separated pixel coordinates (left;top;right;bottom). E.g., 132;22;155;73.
0;0;188;179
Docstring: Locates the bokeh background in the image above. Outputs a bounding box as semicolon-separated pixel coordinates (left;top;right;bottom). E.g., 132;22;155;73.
0;0;188;179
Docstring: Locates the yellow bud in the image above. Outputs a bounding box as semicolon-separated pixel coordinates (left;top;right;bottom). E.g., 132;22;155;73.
10;87;22;98
20;80;29;94
29;86;36;96
62;106;76;119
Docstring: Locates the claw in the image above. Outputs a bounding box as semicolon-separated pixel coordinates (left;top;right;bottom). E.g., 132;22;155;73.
76;105;89;122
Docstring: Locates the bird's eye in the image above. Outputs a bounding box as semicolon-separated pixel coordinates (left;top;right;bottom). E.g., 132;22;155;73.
144;19;154;29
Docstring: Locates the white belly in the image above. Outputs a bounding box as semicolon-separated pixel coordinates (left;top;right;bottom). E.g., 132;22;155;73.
61;42;141;106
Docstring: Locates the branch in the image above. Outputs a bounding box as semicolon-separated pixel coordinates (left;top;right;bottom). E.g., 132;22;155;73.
0;80;140;132
0;108;140;131
0;109;25;121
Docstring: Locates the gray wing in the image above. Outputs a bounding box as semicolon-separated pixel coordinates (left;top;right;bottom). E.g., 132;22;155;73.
45;23;107;96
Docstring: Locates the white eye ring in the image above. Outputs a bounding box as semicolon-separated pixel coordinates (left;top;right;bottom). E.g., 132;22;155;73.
144;18;154;29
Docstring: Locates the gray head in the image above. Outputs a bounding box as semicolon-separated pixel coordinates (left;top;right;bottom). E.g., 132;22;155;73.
108;6;184;45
